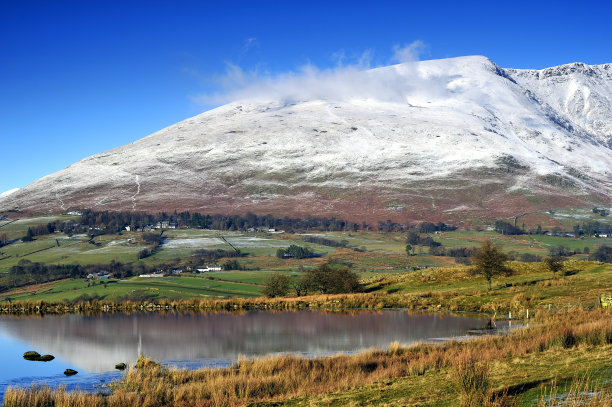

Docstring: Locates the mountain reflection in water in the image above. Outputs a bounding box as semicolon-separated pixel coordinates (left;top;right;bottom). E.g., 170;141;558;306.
0;310;498;373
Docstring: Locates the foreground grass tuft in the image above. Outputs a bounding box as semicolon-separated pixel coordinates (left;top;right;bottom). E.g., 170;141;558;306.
452;352;490;407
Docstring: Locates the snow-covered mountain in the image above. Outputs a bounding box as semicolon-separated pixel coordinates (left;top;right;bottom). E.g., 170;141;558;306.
2;56;611;223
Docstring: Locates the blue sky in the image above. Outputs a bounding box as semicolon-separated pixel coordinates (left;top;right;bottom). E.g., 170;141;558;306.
1;0;611;193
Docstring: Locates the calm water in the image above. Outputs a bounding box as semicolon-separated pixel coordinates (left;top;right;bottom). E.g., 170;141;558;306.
0;310;509;399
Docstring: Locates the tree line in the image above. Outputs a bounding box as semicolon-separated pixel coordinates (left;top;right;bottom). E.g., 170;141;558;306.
1;259;178;292
494;219;611;237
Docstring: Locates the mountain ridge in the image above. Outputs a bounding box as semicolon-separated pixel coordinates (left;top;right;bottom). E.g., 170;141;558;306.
2;56;610;224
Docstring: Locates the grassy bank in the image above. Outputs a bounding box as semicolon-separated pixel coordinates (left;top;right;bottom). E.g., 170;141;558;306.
364;260;612;316
4;309;611;406
1;261;609;316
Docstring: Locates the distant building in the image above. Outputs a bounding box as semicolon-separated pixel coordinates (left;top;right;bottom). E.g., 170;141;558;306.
87;271;109;280
139;273;164;278
196;265;222;272
154;221;177;229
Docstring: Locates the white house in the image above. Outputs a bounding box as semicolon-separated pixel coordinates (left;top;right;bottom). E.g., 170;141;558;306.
196;265;222;272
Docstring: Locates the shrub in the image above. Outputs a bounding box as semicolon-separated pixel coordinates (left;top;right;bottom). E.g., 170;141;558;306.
589;245;612;263
138;248;151;259
302;263;361;294
561;329;576;348
276;245;314;259
222;259;244;270
262;273;290;298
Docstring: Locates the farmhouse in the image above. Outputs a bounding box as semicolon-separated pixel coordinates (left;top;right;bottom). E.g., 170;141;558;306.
86;271;110;280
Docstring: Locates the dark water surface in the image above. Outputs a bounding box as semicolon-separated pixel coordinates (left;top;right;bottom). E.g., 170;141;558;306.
0;310;508;400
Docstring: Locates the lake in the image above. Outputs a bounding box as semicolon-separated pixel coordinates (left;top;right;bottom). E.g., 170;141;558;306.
0;310;511;399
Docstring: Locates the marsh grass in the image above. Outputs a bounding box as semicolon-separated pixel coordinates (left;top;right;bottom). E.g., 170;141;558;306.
452;352;491;407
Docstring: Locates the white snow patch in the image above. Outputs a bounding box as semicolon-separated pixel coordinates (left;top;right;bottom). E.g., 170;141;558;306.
131;175;140;211
163;238;226;249
0;188;20;200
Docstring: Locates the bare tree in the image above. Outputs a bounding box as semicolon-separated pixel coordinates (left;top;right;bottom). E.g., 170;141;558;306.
471;240;512;290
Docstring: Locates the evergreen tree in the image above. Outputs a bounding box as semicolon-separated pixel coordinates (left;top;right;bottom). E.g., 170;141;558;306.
22;228;34;242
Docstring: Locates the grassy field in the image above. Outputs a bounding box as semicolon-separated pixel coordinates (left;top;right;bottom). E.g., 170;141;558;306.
1;214;611;302
0;216;80;240
1;218;609;273
364;261;611;314
1;275;264;302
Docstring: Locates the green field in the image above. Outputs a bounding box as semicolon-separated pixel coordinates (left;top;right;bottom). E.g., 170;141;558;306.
1;214;610;302
2;275;264;302
1;218;609;273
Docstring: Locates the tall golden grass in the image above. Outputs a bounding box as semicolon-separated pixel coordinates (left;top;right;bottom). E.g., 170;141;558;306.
451;352;491;407
3;309;611;407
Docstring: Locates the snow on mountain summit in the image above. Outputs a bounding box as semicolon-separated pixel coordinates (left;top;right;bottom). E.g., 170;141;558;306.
507;62;612;148
2;56;610;222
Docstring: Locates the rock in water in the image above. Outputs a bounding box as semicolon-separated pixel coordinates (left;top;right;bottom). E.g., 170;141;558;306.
23;351;41;361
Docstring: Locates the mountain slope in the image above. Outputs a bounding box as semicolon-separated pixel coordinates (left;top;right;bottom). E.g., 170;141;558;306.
2;56;611;223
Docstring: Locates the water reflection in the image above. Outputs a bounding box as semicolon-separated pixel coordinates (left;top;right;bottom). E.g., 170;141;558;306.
0;310;499;374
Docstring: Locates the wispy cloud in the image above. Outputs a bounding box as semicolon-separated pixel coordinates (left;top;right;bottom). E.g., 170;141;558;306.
193;41;430;107
241;37;259;54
